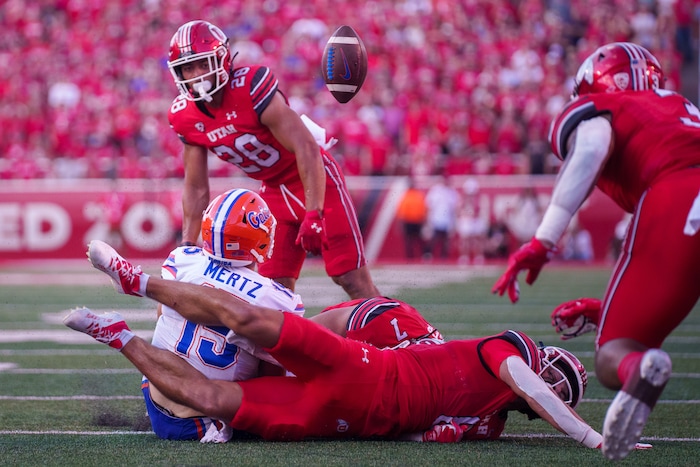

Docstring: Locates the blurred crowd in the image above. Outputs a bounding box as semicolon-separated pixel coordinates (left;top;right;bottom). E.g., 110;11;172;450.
1;0;697;180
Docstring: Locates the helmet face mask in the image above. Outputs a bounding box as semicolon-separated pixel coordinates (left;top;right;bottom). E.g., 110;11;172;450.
572;42;665;98
538;346;588;409
168;20;232;102
201;189;276;266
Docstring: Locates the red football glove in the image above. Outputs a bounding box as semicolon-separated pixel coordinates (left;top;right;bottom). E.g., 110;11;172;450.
492;237;555;303
296;210;328;255
551;297;601;340
421;420;464;443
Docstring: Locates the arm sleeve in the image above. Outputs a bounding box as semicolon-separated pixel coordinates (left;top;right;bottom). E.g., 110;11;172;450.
535;116;613;244
504;356;602;448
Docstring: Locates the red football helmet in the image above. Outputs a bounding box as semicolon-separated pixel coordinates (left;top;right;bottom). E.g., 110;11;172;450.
201;189;276;265
538;346;588;409
167;20;233;102
573;42;665;97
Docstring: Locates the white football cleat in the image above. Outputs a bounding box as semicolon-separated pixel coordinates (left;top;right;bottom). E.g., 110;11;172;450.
87;240;146;297
602;349;671;460
63;307;134;350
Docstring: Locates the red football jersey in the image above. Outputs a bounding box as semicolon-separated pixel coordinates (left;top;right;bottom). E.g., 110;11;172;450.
233;314;542;441
321;297;444;349
168;65;300;186
549;90;700;212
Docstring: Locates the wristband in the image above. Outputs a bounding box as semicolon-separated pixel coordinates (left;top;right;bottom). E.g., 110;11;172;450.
180;241;197;247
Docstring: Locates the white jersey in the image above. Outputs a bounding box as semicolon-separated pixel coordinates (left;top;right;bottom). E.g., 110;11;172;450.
151;246;305;381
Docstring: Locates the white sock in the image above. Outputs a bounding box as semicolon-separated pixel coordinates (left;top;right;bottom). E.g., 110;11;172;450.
137;273;150;297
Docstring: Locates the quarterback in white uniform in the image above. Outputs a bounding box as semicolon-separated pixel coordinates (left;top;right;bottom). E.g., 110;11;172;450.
142;188;304;442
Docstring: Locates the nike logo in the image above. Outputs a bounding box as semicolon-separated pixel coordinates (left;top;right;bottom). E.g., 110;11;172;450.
340;49;351;80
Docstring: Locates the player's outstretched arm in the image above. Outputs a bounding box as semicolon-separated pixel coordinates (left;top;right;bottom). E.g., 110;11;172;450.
492;117;614;303
181;143;210;245
500;356;603;448
146;277;284;349
261;93;328;255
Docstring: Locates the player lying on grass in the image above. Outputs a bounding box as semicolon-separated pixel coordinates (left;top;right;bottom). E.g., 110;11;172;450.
64;241;643;449
140;188;444;442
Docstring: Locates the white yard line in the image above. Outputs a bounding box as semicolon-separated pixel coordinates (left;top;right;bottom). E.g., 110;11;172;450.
0;430;697;443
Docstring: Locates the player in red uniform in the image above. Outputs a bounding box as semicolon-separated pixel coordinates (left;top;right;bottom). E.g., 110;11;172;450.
492;42;700;460
65;240;611;449
166;20;379;300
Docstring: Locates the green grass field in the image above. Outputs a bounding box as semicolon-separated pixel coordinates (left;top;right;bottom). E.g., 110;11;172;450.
1;262;698;466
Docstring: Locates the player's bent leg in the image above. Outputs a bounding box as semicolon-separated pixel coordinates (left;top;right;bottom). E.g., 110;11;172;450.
602;348;671;460
86;240;147;297
63;307;242;423
595;339;647;389
63;307;134;350
331;265;380;300
142;377;222;441
121;335;243;422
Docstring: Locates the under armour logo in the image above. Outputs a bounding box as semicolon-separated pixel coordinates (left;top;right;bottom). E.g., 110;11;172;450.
195;122;205;132
336;419;349;432
361;348;370;364
226;111;237;120
311;222;322;234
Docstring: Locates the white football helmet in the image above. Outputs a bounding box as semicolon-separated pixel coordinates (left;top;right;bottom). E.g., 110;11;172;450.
539;346;588;409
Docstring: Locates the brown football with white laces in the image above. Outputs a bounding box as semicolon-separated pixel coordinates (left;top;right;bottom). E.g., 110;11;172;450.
321;25;368;103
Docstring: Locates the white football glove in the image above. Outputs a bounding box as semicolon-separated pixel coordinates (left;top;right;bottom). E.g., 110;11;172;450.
200;421;233;444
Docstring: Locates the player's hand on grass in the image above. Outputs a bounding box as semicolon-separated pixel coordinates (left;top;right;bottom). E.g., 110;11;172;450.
492;237;555;303
551;297;601;340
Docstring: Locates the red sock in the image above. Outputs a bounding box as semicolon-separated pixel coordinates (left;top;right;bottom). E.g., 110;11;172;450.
617;351;643;385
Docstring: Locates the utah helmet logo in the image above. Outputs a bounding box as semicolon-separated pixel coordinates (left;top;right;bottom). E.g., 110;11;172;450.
613;72;630;90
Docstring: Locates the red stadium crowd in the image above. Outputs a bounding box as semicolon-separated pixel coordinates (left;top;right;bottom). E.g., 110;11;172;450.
0;0;696;180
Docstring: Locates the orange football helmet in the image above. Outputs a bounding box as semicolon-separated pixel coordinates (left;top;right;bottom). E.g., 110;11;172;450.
201;189;276;265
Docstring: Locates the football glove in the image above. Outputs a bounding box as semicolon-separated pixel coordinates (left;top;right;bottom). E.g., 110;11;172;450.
200;421;233;444
492;237;555;303
551;297;601;340
421;419;464;443
296;210;328;255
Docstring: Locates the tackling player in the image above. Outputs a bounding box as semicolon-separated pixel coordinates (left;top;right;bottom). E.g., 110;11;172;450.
66;240;614;450
143;188;444;442
492;42;700;460
166;20;379;300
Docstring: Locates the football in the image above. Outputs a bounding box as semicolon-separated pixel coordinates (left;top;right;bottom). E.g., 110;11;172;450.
321;25;368;103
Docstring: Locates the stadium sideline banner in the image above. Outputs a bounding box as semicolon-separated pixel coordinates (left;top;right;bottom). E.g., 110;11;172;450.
0;176;623;263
